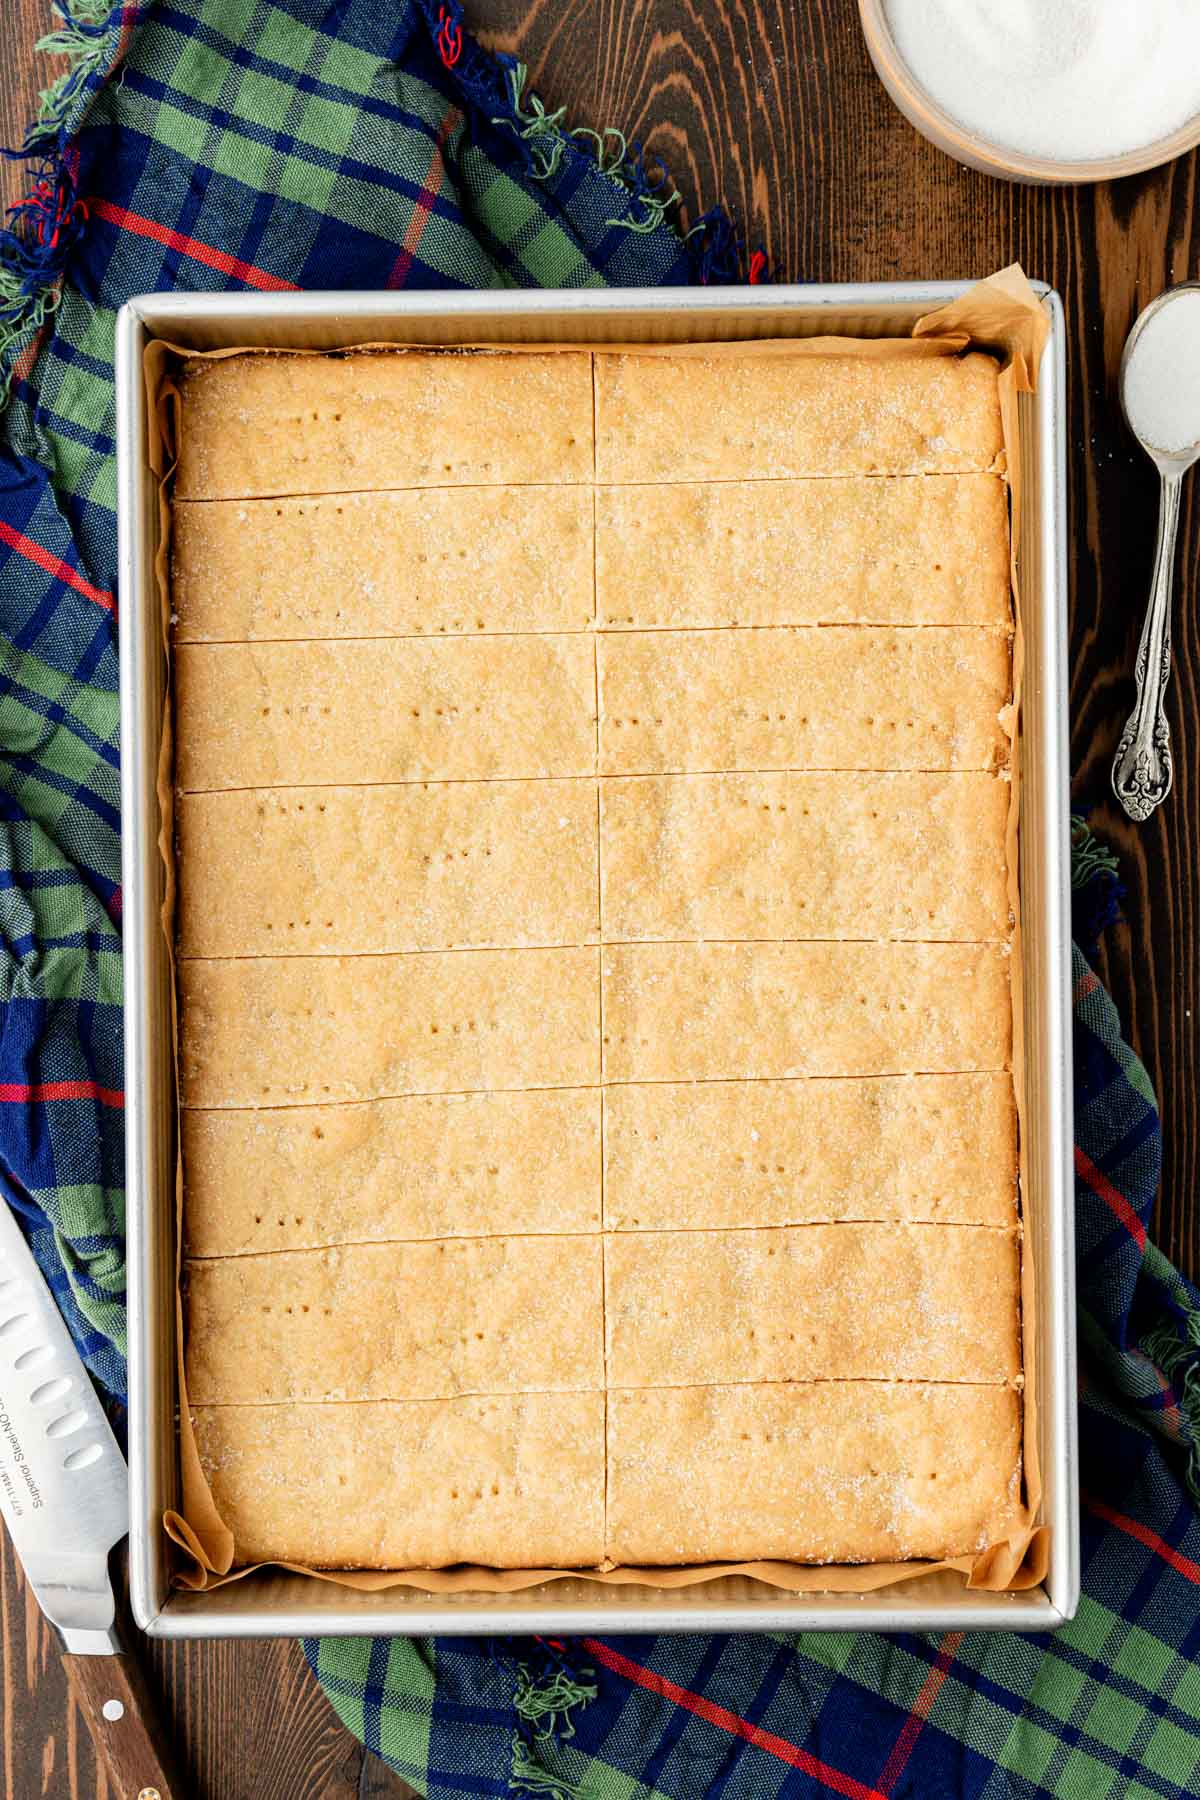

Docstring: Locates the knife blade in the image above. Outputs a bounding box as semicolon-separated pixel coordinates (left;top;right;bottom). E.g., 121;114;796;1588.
0;1198;180;1798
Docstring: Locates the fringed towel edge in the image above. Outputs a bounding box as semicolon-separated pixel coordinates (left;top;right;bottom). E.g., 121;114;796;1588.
0;1;129;393
419;0;768;282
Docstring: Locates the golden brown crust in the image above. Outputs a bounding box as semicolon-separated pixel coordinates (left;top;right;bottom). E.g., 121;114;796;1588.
173;486;595;640
603;1073;1017;1231
193;1393;606;1568
177;781;599;958
594;351;1004;483
601;941;1011;1083
596;474;1011;628
174;636;597;791
606;1382;1023;1565
175;350;595;499
597;628;1012;775
600;771;1010;943
186;1236;604;1403
182;1089;602;1257
179;947;600;1109
605;1225;1021;1388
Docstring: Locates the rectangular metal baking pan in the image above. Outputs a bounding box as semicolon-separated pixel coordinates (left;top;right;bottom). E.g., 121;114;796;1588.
118;281;1077;1637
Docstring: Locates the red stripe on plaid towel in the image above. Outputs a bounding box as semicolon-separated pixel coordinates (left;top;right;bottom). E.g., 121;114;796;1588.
388;108;457;288
88;199;301;292
1085;1494;1200;1583
12;329;47;389
0;521;115;612
0;1081;124;1108
1072;965;1100;1008
581;1638;887;1800
1074;1146;1147;1249
876;1632;962;1794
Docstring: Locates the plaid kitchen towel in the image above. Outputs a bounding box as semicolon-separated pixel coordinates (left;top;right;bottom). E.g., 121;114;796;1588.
2;5;1199;1797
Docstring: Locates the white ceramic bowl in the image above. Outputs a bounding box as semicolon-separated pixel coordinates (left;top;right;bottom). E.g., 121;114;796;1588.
859;0;1200;185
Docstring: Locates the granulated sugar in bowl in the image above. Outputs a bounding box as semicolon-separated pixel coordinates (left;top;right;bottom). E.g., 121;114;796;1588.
860;0;1200;182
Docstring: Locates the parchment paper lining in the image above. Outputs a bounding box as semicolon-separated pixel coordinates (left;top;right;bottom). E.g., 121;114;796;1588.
149;265;1050;1597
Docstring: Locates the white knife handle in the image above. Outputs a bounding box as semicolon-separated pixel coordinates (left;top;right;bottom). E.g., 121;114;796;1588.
62;1649;182;1799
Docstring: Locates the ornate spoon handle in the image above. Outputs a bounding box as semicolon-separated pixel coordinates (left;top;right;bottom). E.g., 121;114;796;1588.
1112;471;1182;821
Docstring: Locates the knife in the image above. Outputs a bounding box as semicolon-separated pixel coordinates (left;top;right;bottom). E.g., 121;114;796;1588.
0;1199;180;1799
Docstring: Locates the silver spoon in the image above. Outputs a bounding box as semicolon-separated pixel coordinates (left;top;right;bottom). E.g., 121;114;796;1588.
1112;283;1200;822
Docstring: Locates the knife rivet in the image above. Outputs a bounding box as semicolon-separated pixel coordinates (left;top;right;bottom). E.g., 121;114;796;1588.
138;1789;161;1800
101;1699;124;1722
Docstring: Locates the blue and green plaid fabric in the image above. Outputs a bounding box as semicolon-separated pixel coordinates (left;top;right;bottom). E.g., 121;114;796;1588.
3;5;1200;1796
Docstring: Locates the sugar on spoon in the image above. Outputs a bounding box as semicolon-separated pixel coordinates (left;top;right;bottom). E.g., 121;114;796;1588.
1113;283;1200;822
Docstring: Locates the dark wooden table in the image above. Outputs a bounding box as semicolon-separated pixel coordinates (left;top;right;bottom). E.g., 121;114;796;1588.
2;0;1199;1794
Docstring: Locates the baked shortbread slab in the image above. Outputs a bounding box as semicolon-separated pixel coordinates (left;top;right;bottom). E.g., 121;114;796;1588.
173;485;595;640
606;1382;1023;1565
174;344;1023;1576
174;635;597;791
601;940;1011;1083
192;1392;606;1569
179;947;600;1108
599;771;1010;942
604;1224;1021;1388
182;1089;603;1257
596;627;1011;775
175;350;595;499
177;780;600;958
186;1235;603;1403
596;474;1010;628
603;1073;1017;1231
594;351;1005;483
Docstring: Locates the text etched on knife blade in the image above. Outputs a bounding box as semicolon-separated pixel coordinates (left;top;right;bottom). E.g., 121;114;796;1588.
0;1402;45;1517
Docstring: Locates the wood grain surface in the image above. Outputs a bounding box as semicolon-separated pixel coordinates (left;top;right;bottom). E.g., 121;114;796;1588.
2;0;1200;1795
